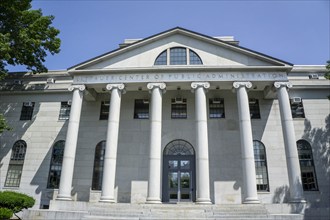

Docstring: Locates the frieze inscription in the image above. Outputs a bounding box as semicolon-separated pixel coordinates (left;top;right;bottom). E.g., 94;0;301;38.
73;72;287;84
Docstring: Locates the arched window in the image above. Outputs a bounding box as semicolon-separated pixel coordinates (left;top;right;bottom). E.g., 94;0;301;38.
297;140;318;191
164;139;195;155
154;47;202;65
5;140;27;187
253;140;269;191
92;141;106;190
47;140;65;189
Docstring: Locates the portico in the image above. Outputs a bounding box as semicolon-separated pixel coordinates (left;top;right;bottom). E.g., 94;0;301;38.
56;72;304;204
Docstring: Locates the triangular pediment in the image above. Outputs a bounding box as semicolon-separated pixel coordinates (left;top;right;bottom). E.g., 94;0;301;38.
69;27;292;71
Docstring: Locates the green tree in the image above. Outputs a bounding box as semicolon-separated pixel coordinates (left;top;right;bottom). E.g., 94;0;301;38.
325;60;330;80
0;114;11;133
0;191;35;219
0;0;61;79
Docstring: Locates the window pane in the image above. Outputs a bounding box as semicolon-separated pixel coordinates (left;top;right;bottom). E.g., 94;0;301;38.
297;140;318;191
253;140;269;191
92;141;106;190
134;99;149;119
189;50;202;65
154;50;167;65
209;98;225;118
47;140;65;189
249;99;260;119
20;102;35;120
170;48;187;65
171;99;187;119
59;102;71;120
99;101;110;120
5;165;23;187
5;140;27;187
291;99;305;118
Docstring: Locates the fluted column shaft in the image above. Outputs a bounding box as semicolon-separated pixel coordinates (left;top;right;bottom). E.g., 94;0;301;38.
57;85;85;200
191;82;211;204
274;82;305;203
100;84;125;203
146;83;166;204
233;82;259;204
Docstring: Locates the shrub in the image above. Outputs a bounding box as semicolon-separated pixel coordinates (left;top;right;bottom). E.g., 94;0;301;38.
0;191;35;218
0;208;13;220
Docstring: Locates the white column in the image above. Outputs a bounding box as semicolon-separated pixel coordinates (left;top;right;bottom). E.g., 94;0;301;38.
100;83;125;203
233;82;260;204
274;82;305;203
57;85;85;200
146;82;166;204
191;82;211;204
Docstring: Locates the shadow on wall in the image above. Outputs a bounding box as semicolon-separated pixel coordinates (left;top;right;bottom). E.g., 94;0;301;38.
0;102;41;183
302;115;330;219
271;115;330;218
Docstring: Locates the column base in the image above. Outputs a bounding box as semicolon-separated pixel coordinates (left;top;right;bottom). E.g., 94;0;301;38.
56;194;72;201
243;197;260;204
146;197;162;204
99;196;116;203
196;198;212;204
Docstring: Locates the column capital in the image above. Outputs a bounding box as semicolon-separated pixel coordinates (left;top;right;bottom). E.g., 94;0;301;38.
106;83;125;93
274;82;293;89
68;84;86;92
147;82;166;92
191;82;210;90
233;81;252;89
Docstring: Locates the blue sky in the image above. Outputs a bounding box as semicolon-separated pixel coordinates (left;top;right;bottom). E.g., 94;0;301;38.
10;0;330;71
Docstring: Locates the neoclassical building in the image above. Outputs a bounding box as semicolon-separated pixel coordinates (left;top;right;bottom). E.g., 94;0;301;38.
0;27;329;219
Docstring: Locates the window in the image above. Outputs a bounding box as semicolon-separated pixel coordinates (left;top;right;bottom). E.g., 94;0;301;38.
249;99;260;119
297;140;318;191
134;99;149;119
92;141;106;190
171;98;187;119
253;140;269;191
5;140;27;187
154;50;167;65
20;102;35;120
291;98;305;118
47;140;65;189
170;48;187;65
209;98;225;118
59;102;71;120
154;47;202;65
99;101;110;120
189;50;203;65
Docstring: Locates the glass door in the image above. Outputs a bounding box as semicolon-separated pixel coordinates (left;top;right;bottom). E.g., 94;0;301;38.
164;156;195;203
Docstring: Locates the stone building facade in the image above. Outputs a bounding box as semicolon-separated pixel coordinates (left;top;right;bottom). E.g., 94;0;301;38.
0;27;329;219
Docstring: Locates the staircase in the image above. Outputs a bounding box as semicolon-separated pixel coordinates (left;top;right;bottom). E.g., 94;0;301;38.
25;202;304;220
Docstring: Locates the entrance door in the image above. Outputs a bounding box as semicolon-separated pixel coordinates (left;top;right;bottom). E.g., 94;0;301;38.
162;140;196;203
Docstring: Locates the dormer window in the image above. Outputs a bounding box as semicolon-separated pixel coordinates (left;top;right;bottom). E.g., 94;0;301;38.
154;47;202;65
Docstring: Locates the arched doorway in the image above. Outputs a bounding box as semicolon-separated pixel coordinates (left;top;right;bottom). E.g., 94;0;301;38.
162;139;196;203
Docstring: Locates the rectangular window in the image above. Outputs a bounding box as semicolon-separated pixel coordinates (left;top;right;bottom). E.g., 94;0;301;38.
134;99;149;119
20;102;35;120
99;101;110;120
209;98;225;118
171;98;187;119
5;164;23;187
58;101;71;120
291;98;305;118
249;99;260;119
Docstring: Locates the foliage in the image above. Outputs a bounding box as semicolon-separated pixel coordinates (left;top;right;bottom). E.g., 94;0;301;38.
0;208;13;220
0;0;61;79
325;60;330;80
0;191;35;217
0;114;11;133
